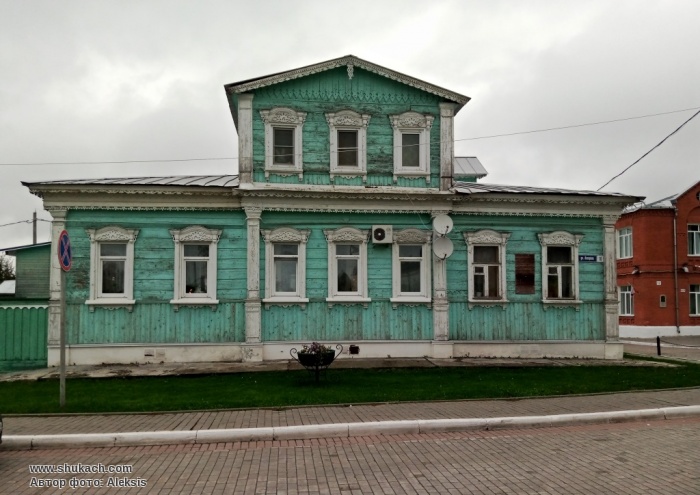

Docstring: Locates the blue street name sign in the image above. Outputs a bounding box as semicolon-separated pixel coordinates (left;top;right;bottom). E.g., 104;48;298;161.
58;230;72;271
579;254;603;263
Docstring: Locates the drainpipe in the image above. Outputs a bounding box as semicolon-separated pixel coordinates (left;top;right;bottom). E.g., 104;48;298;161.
672;200;680;333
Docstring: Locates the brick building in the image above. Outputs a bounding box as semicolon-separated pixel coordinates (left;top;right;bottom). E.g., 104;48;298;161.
617;180;700;337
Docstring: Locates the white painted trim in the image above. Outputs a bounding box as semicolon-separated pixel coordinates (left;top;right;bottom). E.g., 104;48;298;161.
439;103;456;191
463;230;510;306
391;229;432;306
85;226;138;312
324;227;370;305
260;107;307;181
326;110;370;182
620;325;700;338
169;226;221;310
390;111;434;183
538;231;583;302
262;227;310;306
237;93;254;184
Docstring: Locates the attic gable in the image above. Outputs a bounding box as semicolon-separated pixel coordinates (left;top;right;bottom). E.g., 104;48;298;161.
225;55;470;126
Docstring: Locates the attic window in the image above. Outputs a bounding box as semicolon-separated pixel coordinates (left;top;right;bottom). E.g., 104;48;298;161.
326;110;370;182
390;111;433;183
260;107;307;181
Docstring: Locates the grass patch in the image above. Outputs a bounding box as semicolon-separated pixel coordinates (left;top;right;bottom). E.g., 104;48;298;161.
2;363;700;414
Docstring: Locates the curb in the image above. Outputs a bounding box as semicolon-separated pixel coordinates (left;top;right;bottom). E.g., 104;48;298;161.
3;405;700;451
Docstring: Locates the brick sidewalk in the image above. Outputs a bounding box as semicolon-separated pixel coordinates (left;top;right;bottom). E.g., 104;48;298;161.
5;388;700;436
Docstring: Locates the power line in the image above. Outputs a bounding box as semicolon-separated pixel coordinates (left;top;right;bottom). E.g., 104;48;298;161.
597;108;700;191
0;218;51;229
0;106;697;167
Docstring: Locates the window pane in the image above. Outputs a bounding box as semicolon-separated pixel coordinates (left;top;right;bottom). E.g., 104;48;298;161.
184;244;209;257
547;272;559;298
337;259;358;292
273;128;294;165
561;266;573;298
102;260;125;294
474;246;499;263
691;285;699;315
338;130;358;166
336;244;359;256
399;245;422;257
100;243;126;257
548;246;571;264
402;133;420;168
474;272;485;297
275;259;297;292
185;260;208;294
274;244;298;256
400;261;421;292
487;265;499;297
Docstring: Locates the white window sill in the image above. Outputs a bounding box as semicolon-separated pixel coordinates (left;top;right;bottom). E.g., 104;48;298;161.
468;299;508;310
542;299;583;311
264;165;303;181
170;298;219;311
85;299;136;312
263;297;309;309
326;297;371;308
390;296;431;309
393;171;430;184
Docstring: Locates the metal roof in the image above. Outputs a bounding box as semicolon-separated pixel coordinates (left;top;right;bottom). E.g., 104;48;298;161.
23;175;239;188
622;193;678;213
454;157;488;178
453;182;638;198
0;242;51;254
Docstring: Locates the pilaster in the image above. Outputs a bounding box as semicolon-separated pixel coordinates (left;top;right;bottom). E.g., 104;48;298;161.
603;214;620;340
47;208;67;346
439;103;456;191
431;211;450;341
244;206;263;359
238;93;254;185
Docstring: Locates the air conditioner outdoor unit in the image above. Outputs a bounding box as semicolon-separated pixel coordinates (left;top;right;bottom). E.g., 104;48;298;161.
372;225;393;244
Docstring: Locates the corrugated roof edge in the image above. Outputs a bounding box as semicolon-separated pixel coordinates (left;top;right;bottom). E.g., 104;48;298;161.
1;242;51;253
453;181;644;200
22;175;240;188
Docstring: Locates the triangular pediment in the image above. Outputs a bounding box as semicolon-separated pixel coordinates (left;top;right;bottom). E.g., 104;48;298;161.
225;55;469;107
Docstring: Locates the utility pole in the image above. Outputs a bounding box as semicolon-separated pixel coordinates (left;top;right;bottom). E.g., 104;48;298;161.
33;211;37;244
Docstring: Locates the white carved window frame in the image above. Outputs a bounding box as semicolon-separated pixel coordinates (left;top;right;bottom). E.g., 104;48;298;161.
390;228;433;307
463;230;510;309
390;111;434;184
538;231;583;308
324;227;370;307
260;107;307;181
326;110;371;182
86;226;139;312
169;225;221;310
262;227;310;308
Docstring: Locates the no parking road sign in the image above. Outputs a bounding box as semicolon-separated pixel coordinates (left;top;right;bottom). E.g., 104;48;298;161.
58;230;72;271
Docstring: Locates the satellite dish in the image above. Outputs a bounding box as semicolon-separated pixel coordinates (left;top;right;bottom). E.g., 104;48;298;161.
432;215;453;235
433;237;454;259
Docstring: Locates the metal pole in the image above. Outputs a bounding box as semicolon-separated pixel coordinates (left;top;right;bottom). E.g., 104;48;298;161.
60;269;66;408
657;336;661;356
33;211;37;245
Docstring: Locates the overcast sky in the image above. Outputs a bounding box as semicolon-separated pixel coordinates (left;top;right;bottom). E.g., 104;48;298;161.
1;0;698;249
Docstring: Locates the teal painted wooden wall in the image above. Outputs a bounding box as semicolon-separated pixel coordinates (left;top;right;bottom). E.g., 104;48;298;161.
15;245;51;299
60;209;609;346
64;210;247;345
260;211;434;342
447;215;606;341
250;67;443;188
0;305;48;370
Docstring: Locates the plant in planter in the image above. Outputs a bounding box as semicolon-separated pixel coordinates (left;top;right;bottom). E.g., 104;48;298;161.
291;342;343;382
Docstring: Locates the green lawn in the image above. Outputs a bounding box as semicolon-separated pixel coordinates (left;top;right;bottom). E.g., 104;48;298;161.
2;358;700;414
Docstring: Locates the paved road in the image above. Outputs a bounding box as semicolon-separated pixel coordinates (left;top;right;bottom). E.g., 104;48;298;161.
3;417;699;494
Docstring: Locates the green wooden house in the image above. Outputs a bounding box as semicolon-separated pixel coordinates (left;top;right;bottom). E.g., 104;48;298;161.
24;55;639;365
0;242;50;370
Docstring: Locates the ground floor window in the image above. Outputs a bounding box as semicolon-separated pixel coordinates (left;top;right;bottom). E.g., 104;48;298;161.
619;285;633;316
691;285;700;316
